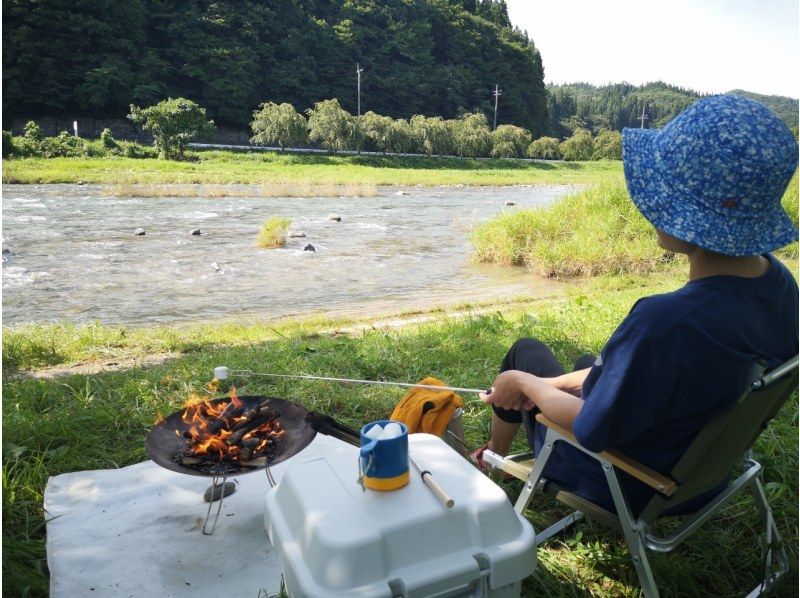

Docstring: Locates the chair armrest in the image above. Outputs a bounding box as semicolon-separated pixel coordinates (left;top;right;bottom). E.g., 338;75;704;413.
534;413;677;497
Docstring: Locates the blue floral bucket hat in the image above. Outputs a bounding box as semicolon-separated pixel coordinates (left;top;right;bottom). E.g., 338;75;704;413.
623;94;798;256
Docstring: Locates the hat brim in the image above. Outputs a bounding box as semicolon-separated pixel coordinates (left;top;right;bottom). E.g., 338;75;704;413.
622;128;798;256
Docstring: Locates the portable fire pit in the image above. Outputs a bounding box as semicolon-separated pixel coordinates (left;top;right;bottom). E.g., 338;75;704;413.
146;390;360;534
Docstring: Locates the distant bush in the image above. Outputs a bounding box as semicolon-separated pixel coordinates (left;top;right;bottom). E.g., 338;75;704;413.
410;115;452;157
3;130;15;158
560;128;595;161
256;216;292;248
472;182;666;277
491;124;532;158
454;113;492;158
100;128;118;150
307;98;355;155
388;119;416;153
528;137;562;160
250;102;308;152
593;129;622;160
37;131;86;158
129;97;215;159
361;111;394;154
23;120;44;143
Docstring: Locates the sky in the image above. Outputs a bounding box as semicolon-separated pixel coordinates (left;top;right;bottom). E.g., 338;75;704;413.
505;0;799;98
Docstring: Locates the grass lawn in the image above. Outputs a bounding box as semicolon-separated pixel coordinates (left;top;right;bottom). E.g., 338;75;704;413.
1;151;620;186
3;268;797;597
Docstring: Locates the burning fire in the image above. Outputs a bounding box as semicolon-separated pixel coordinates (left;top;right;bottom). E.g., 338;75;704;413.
177;386;285;466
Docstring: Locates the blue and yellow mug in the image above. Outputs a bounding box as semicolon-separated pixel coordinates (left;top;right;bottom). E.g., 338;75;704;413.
359;420;409;491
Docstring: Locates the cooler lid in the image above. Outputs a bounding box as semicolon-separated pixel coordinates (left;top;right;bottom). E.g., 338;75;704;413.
265;434;536;596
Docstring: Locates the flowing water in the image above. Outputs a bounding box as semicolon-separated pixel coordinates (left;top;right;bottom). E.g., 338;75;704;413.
2;184;576;326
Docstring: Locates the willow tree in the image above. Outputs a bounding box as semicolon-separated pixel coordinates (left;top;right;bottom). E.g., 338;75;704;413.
306;99;355;155
250;102;308;152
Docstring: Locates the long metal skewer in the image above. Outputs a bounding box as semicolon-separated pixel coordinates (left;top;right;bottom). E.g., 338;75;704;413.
214;367;489;395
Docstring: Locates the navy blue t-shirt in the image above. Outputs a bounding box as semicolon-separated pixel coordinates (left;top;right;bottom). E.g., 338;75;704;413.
535;254;798;515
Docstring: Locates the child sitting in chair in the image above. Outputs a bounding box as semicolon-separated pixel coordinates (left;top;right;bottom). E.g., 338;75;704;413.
473;94;798;515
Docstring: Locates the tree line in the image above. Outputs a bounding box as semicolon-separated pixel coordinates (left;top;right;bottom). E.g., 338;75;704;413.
547;81;799;139
3;96;623;161
3;0;548;136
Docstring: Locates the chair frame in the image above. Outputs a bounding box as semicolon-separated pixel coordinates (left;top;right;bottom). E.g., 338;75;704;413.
483;355;798;598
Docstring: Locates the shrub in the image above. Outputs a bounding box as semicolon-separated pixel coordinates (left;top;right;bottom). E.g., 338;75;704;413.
410;115;452;157
361;111;394;154
491;124;532;158
120;141;158;159
306;99;356;155
37;131;85;158
593;129;622;160
128;97;215;159
453;113;492;158
528;136;562;160
250;102;308;152
23;121;44;143
256;216;292;248
387;118;416;153
472;182;666;277
560;128;595;161
100;128;118;150
2;131;14;158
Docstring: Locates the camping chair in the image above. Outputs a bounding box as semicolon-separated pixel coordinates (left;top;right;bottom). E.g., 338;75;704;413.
483;355;798;598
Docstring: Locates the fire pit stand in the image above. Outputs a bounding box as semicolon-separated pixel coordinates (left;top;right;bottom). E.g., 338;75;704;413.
146;395;361;535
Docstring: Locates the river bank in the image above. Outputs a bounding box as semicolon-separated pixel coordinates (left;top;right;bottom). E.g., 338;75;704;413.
2;151;621;185
3;268;796;597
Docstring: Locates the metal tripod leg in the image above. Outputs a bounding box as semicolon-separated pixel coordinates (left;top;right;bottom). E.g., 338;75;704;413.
202;475;228;535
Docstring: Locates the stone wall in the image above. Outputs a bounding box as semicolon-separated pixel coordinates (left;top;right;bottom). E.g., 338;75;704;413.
7;117;252;145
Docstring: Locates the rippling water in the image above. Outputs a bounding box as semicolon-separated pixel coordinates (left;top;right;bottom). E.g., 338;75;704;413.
2;184;575;326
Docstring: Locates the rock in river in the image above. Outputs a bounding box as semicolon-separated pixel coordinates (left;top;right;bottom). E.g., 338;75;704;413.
288;231;306;238
328;214;342;222
190;229;202;236
303;244;316;252
134;228;146;236
505;201;516;206
395;190;409;196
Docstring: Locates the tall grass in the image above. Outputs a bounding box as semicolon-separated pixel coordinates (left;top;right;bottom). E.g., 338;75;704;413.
2;271;797;596
256;216;292;248
473;174;799;278
472;181;669;277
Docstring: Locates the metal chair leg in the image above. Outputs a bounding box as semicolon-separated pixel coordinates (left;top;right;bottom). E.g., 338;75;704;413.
514;429;557;514
745;477;788;597
603;462;660;598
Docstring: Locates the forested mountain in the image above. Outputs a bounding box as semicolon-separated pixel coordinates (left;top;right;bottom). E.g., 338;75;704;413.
547;82;798;138
2;0;548;135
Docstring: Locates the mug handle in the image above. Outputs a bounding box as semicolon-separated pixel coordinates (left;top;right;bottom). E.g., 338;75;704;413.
359;439;377;474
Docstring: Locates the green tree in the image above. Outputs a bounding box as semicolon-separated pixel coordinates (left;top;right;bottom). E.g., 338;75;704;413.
361;111;394;154
593;129;622;160
491;124;532;158
387;119;416;154
250;102;308;152
306;99;356;155
410;115;452;157
528;136;562;160
453;112;492;157
559;128;594;161
128;98;215;159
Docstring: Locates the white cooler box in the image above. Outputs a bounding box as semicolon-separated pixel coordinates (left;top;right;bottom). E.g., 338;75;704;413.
264;433;536;597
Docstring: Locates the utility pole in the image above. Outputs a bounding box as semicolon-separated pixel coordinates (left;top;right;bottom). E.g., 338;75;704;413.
638;103;649;129
492;84;502;130
356;62;364;154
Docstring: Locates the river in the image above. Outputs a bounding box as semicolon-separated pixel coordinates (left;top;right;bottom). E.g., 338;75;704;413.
2;184;575;326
